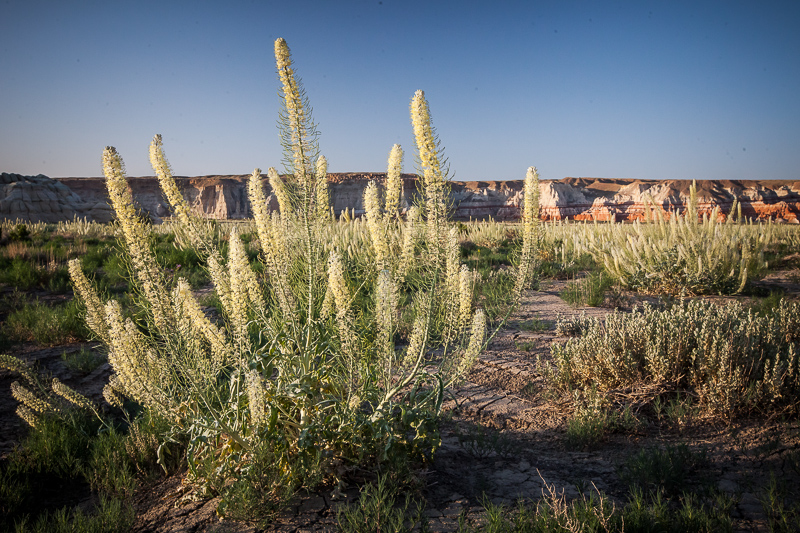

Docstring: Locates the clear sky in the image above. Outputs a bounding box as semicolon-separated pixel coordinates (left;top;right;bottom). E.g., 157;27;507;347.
1;0;798;181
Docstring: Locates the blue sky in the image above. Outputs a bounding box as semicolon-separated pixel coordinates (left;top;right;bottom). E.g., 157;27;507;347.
1;0;798;181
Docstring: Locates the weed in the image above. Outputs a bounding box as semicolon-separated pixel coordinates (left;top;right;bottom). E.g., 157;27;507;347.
787;449;800;477
458;485;733;532
517;316;549;332
759;474;800;532
7;223;31;242
548;298;800;416
55;36;536;519
61;348;106;374
554;312;593;337
337;474;426;533
750;290;787;317
565;411;609;450
560;271;613;307
474;268;518;324
2;299;88;345
619;444;708;498
516;340;537;352
11;495;134;533
453;423;517;458
663;393;698;427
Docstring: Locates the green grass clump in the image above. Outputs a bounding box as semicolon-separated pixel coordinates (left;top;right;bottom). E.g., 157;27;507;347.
560;271;613;307
459;488;733;532
61;349;106;374
0;257;71;292
0;416;137;530
2;300;88;346
619;444;708;498
337;475;425;533
12;495;135;533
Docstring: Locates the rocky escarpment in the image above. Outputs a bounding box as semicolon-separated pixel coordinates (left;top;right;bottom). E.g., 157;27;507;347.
0;173;112;223
1;172;798;224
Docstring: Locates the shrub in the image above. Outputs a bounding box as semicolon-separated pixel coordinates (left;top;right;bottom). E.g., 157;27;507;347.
8;223;31;241
0;415;137;532
549;298;800;415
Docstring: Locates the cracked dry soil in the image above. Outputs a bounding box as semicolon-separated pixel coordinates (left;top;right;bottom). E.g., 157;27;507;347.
2;280;800;532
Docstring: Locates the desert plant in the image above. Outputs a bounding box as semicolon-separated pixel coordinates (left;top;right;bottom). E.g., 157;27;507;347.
560;271;613;307
549;298;800;415
2;300;88;346
55;216;118;239
7;223;31;241
554;312;593;337
619;444;708;498
453;422;517;458
337;474;425;533
61;348;106;374
575;182;773;295
759;474;800;533
62;38;541;510
464;484;733;533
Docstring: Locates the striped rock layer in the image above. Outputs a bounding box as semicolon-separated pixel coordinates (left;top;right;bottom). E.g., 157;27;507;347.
1;172;798;224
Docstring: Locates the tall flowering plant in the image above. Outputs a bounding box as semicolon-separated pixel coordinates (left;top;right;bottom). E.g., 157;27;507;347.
57;38;538;507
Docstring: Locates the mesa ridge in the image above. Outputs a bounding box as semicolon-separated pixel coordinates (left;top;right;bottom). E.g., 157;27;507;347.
1;172;798;223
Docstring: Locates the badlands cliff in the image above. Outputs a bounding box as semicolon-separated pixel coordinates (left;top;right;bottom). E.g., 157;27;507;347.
1;172;798;224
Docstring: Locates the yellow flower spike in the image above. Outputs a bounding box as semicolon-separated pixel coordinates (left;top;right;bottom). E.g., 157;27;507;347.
149;134;206;251
246;370;266;427
458;264;475;332
103;146;172;333
402;301;429;374
248;168;270;236
207;251;233;315
449;308;486;387
173;279;231;370
320;283;334;320
364;181;389;271
327;251;357;360
52;377;95;411
0;354;36;386
267;167;292;217
16;405;37;427
11;381;55;414
409;90;448;259
68;259;110;345
384;144;404;218
397;205;420;281
102;382;124;409
375;269;398;383
228;227;258;354
248;167;295;318
316;155;331;221
410;91;443;188
275;38;317;192
442;226;462;344
514;166;541;297
104;301;170;416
